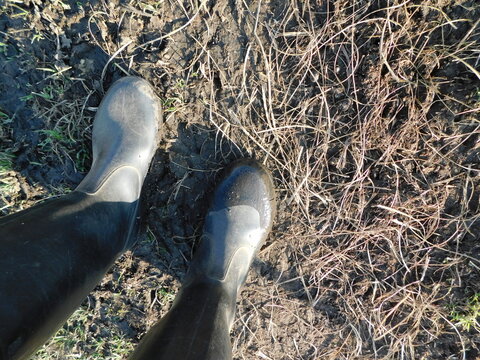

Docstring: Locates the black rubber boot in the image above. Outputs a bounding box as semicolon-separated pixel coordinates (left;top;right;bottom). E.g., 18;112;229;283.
130;159;276;360
0;76;161;360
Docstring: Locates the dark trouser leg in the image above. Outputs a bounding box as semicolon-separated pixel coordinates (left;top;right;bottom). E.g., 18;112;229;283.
130;276;234;360
0;76;160;360
0;191;137;360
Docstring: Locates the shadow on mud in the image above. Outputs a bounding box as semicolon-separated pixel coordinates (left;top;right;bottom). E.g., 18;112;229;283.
133;122;246;283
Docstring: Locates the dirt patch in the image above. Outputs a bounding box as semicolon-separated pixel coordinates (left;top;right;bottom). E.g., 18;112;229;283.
1;0;480;359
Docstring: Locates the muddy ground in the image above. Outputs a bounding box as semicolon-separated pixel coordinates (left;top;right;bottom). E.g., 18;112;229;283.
1;0;480;359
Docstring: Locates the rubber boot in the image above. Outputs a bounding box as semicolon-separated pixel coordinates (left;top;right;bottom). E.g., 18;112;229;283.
130;159;276;360
0;76;161;360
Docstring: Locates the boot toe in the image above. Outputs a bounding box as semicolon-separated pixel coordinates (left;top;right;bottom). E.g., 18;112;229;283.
76;76;161;195
210;159;276;231
100;76;160;145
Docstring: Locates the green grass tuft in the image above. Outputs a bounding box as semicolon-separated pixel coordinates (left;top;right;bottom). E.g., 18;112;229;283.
451;294;480;332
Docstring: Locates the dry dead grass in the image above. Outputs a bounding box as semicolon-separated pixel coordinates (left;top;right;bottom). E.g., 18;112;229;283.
193;0;480;358
226;1;480;358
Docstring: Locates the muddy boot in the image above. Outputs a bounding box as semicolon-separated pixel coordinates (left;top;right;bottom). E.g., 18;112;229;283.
0;77;161;360
130;159;276;360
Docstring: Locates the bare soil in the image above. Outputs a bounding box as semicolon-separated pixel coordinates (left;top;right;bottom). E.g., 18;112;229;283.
1;0;480;359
